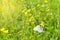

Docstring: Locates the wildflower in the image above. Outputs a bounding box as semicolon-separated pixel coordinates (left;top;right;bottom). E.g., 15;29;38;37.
2;30;8;33
0;28;5;31
0;28;8;33
44;0;48;3
40;21;44;27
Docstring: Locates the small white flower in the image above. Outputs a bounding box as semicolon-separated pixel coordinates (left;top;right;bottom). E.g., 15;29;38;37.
33;25;43;33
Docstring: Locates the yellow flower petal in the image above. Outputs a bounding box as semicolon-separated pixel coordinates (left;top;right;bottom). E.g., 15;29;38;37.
40;21;44;27
0;28;5;31
3;30;8;33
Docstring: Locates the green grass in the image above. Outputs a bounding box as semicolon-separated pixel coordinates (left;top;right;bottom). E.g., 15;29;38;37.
0;0;60;40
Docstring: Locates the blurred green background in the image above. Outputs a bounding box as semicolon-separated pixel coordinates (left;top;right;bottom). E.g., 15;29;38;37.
0;0;60;40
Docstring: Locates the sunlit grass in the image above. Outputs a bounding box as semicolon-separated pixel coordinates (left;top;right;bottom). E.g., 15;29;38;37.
0;0;60;40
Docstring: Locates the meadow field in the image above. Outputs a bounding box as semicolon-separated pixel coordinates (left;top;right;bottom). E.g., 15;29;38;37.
0;0;60;40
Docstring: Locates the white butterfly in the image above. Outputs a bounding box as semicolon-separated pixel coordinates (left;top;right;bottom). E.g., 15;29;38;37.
33;25;43;33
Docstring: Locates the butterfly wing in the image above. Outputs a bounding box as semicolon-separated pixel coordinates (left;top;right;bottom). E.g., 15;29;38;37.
33;25;43;33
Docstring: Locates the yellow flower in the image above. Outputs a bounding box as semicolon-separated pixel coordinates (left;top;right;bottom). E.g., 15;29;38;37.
0;28;5;31
2;30;8;33
0;28;8;33
44;0;48;3
40;21;44;27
